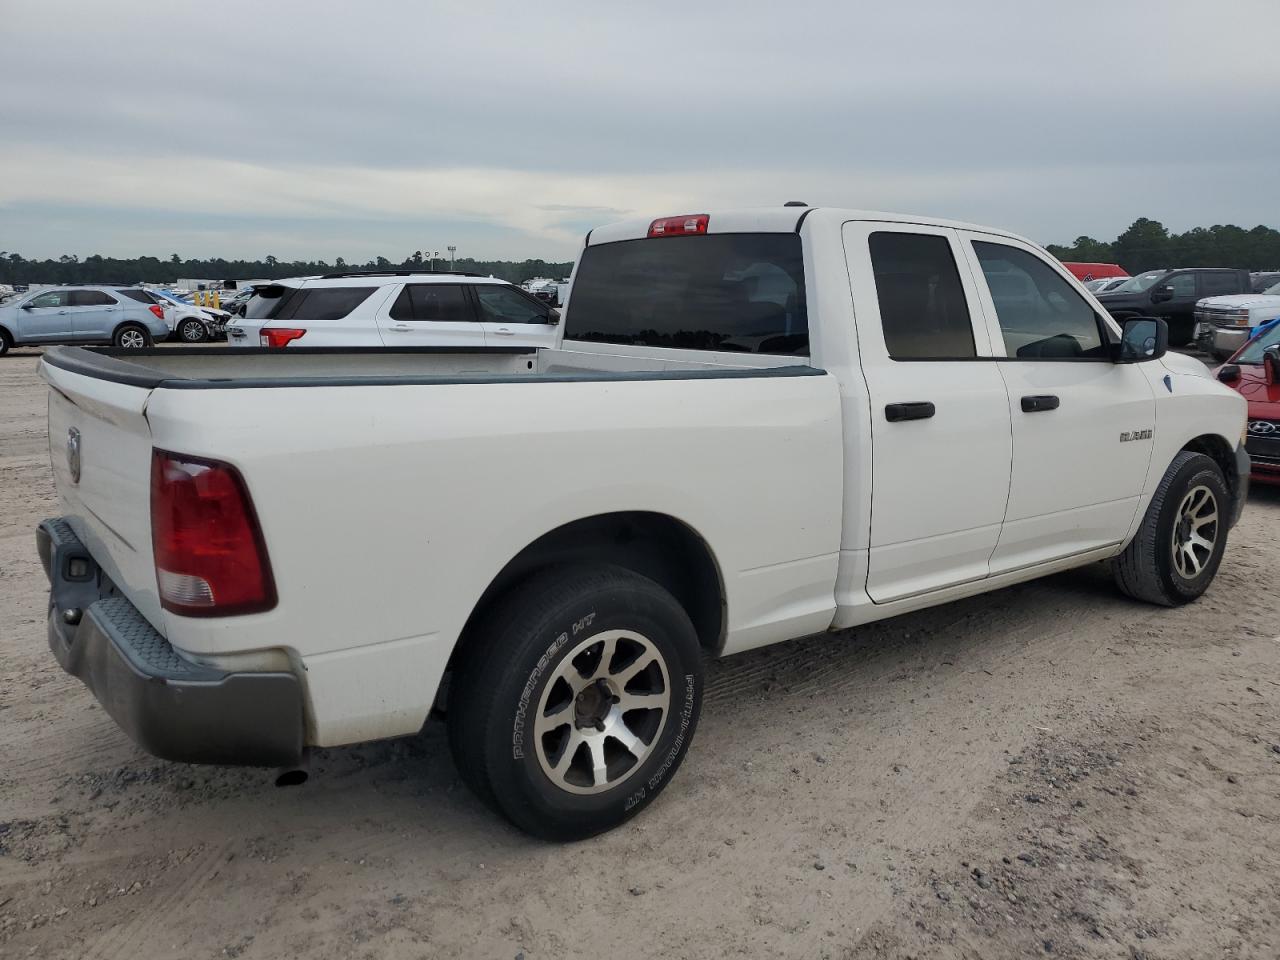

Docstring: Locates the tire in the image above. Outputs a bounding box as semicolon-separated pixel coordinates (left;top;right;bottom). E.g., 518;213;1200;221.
1112;451;1230;606
1168;319;1194;348
0;328;11;356
178;318;207;343
113;324;152;349
447;565;703;841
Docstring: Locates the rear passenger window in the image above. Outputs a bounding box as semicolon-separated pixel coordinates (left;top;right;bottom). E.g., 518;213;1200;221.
389;284;473;323
1200;273;1240;297
69;290;118;306
277;287;376;322
973;242;1107;359
868;232;975;359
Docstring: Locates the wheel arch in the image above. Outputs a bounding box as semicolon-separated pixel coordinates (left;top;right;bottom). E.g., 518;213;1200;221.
1180;432;1237;490
0;322;13;345
450;511;727;672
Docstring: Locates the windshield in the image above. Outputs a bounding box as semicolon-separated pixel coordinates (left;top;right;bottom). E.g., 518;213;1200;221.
1110;271;1165;293
566;233;809;354
1236;321;1280;364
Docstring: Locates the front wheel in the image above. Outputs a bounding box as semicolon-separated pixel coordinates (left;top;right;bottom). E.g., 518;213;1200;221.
1112;451;1230;605
113;324;152;349
178;318;207;342
447;565;703;840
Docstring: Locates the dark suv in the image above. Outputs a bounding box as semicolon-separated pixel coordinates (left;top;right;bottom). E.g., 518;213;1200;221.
1095;268;1250;346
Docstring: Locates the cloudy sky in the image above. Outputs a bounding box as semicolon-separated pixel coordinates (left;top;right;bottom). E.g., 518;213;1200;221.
2;0;1277;263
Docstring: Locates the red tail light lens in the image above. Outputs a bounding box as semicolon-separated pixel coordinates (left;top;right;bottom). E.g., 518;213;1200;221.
151;450;276;617
149;304;165;321
647;214;709;238
260;327;306;348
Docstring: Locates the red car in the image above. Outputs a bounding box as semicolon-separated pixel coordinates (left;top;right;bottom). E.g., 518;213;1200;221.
1216;321;1280;486
1061;261;1129;282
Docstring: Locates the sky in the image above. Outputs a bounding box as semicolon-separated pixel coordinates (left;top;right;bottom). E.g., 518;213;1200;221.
1;0;1278;263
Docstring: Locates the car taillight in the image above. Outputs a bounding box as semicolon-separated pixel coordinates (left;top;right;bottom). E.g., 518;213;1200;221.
648;214;709;238
150;450;276;617
260;328;306;348
149;304;165;320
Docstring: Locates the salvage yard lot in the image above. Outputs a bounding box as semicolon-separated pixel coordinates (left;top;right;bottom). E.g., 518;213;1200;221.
1;351;1278;959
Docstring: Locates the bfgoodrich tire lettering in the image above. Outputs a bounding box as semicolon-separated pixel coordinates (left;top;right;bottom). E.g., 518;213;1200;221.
1112;451;1230;606
447;565;703;841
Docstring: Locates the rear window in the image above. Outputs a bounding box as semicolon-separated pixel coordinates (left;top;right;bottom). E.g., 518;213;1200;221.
276;286;377;323
116;289;159;304
1200;272;1243;297
565;234;808;354
244;285;298;321
69;290;118;306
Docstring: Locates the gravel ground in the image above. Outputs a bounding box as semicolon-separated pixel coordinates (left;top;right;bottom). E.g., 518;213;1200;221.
1;349;1277;959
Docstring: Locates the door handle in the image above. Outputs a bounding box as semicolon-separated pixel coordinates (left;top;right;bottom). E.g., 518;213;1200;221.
389;324;412;332
884;401;935;422
1021;395;1060;413
492;327;515;336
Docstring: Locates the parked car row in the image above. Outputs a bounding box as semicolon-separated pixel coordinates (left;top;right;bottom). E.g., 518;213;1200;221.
0;285;172;353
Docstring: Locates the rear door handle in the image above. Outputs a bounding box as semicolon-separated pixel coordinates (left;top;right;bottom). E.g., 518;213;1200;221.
884;401;936;422
1021;395;1060;413
389;324;412;332
492;327;515;336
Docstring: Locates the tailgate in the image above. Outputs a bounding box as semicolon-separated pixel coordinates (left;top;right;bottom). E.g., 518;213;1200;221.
41;359;164;631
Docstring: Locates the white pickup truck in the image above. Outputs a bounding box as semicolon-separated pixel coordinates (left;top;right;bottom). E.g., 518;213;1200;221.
37;207;1249;840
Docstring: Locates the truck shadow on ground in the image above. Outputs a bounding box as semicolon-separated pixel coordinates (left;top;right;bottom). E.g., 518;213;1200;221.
39;554;1162;854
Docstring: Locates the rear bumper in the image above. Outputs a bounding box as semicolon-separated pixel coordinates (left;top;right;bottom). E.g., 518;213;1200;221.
38;518;304;767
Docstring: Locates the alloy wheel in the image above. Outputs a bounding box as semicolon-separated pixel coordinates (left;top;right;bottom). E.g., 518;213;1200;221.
1171;484;1218;579
534;629;670;795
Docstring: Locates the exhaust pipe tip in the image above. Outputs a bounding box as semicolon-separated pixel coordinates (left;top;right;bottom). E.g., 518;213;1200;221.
274;749;310;787
275;767;309;787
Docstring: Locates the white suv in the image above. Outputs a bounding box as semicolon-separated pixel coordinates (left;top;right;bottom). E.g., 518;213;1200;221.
227;272;561;349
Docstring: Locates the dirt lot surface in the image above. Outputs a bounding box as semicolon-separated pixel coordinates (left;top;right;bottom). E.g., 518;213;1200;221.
2;350;1278;959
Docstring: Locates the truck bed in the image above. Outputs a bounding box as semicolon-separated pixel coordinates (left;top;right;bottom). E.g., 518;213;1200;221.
42;345;813;389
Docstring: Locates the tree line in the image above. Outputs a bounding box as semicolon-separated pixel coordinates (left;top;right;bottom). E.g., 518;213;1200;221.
1045;218;1280;274
0;250;574;287
3;217;1278;287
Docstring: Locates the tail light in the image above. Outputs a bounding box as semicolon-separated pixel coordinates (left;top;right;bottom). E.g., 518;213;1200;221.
261;327;306;348
149;304;165;321
648;214;709;238
151;450;276;617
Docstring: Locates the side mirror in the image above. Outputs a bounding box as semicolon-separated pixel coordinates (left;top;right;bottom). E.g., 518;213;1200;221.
1115;317;1168;363
1265;345;1280;384
545;310;560;324
1216;364;1241;383
1150;285;1174;303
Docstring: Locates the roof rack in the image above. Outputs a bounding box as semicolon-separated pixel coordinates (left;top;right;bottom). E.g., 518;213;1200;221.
317;270;484;280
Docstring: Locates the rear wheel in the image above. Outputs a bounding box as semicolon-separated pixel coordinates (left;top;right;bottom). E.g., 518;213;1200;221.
0;328;11;356
113;324;151;349
447;565;703;840
178;318;207;343
1112;451;1230;605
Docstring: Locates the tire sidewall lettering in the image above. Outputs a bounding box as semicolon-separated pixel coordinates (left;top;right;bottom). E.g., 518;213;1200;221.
511;625;575;760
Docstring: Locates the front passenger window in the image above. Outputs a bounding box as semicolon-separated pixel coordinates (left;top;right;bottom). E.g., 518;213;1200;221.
28;291;70;308
973;242;1107;360
1167;274;1197;298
